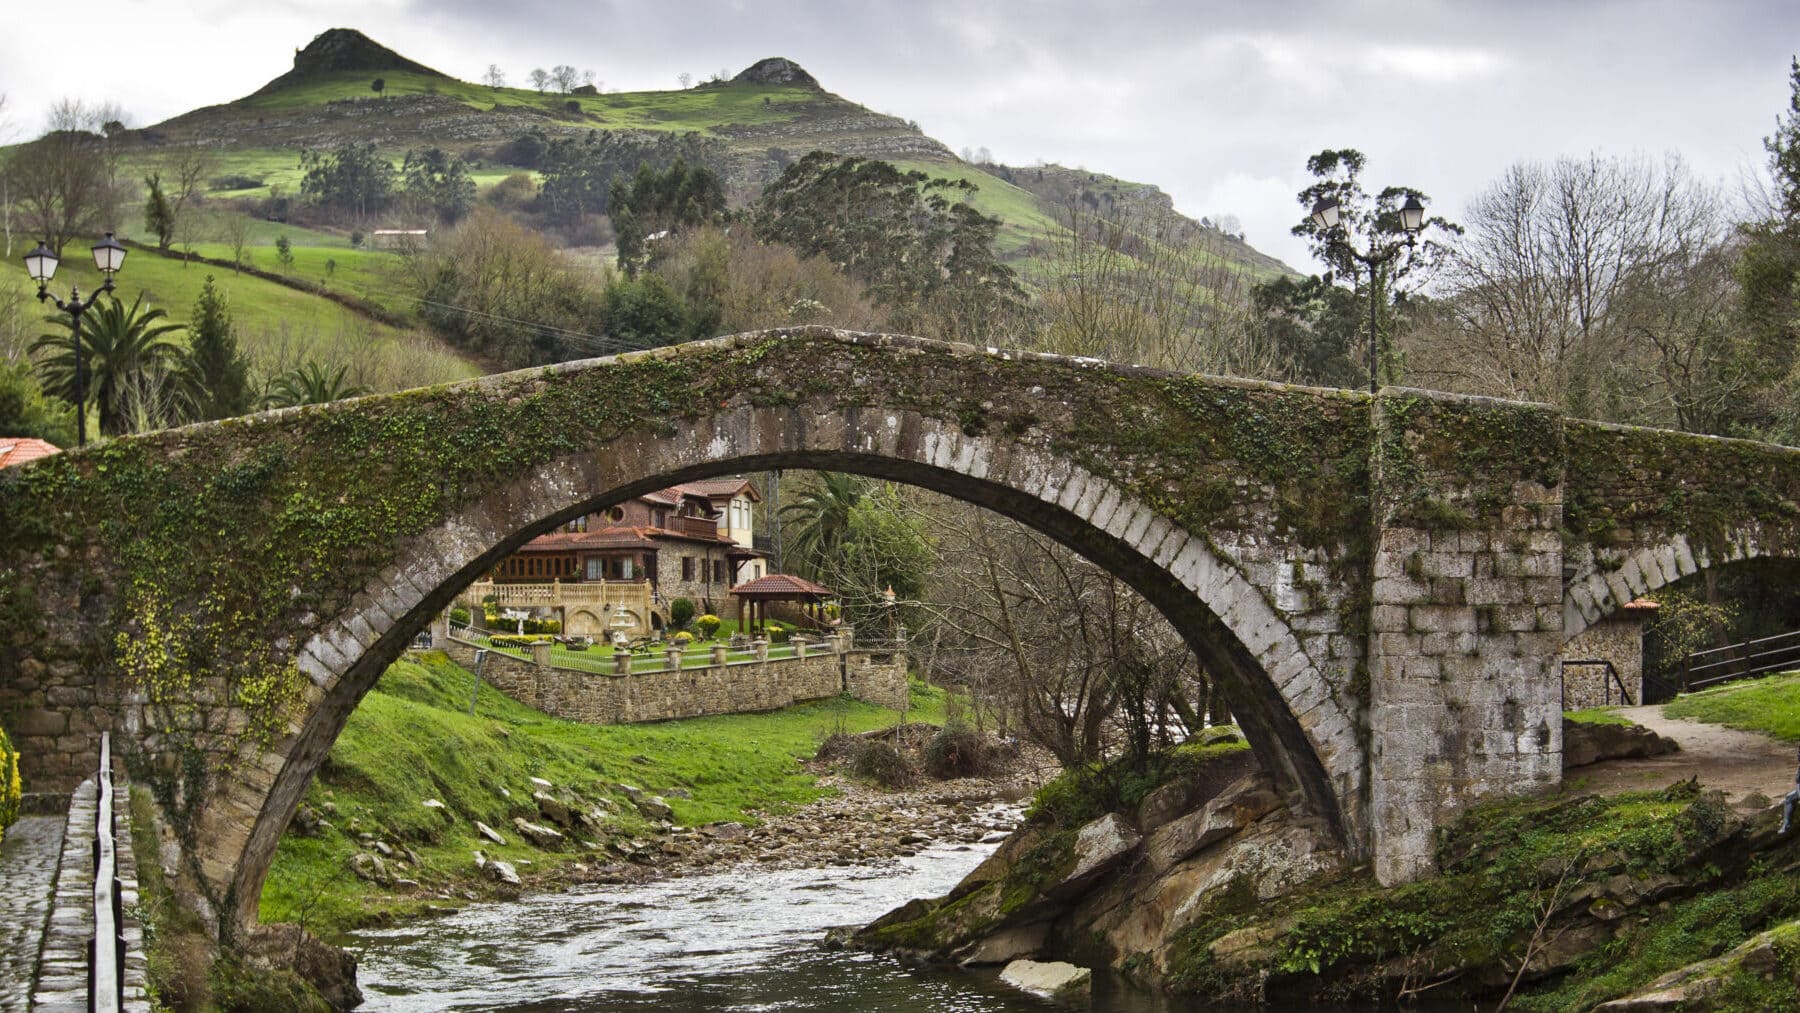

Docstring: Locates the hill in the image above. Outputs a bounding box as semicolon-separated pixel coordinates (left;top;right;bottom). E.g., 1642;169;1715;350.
125;28;1290;279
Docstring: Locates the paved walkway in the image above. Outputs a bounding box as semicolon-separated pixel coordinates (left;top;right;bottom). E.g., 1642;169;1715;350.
1576;705;1799;802
0;815;66;1012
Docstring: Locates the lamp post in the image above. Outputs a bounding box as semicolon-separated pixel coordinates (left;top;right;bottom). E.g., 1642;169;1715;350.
1308;195;1425;394
23;233;128;447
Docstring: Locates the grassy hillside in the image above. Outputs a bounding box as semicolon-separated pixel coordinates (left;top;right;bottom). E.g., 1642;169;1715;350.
1;248;476;393
261;650;947;935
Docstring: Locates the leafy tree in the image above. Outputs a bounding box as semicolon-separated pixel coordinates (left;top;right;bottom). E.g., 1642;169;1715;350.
274;234;293;269
536;132;720;226
1249;273;1367;388
781;472;867;582
181;276;253;420
401;147;476;224
0;360;75;445
1284;148;1457;387
1737;57;1800;441
752;152;1024;338
609;158;726;275
30;293;188;436
598;272;688;347
143;172;175;249
371;78;386;98
262;362;368;408
298;142;395;219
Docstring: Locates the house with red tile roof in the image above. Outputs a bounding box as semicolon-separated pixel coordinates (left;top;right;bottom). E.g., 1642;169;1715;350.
0;438;60;469
469;480;772;638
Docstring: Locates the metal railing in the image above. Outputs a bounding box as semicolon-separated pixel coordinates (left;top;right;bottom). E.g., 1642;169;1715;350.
1560;659;1636;707
91;732;123;1013
1683;629;1800;691
446;621;829;675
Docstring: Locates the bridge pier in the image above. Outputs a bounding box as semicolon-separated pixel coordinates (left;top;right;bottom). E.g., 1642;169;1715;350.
1367;391;1566;883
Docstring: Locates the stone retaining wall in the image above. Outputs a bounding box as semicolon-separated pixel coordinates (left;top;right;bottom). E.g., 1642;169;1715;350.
440;642;907;724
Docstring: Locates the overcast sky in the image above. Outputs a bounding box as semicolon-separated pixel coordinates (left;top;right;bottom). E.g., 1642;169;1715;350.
3;0;1797;270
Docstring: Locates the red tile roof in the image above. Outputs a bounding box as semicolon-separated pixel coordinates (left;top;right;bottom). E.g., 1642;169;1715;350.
681;477;762;502
730;573;834;598
0;438;60;469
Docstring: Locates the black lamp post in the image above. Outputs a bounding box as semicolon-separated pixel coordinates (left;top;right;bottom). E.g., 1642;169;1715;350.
23;233;128;447
1309;194;1425;394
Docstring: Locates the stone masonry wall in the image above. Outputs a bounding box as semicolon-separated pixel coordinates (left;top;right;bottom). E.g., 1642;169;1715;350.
440;642;906;725
1368;390;1566;884
1559;615;1646;709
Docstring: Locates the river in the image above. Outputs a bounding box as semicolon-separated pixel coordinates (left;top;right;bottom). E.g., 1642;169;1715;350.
349;811;1439;1012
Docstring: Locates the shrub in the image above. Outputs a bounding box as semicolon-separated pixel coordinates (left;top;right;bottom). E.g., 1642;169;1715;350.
924;724;992;780
670;597;696;629
448;607;470;626
848;739;910;788
767;625;791;643
211;174;263;191
0;724;19;845
211;957;331;1013
695;614;722;639
672;631;694;645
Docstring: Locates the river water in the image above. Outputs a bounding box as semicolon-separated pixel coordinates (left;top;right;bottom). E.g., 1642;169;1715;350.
350;819;1436;1012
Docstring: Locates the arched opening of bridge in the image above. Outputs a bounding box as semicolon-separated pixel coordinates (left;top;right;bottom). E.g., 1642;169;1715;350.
222;438;1362;935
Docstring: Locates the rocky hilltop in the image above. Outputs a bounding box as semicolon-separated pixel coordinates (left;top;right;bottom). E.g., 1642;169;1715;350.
254;28;452;96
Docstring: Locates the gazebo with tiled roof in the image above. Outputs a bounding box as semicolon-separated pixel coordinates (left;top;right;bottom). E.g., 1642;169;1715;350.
730;573;835;633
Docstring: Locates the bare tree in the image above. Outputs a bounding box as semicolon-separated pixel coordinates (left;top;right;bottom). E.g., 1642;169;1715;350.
8;99;126;255
678;72;693;90
1026;199;1278;377
1415;153;1733;426
529;68;550;93
483;64;506;89
550;65;580;94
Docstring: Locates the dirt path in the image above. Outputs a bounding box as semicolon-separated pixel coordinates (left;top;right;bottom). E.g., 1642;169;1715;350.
1574;705;1800;803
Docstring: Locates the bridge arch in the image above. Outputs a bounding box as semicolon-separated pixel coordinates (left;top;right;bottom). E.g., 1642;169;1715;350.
221;401;1363;929
1563;530;1772;641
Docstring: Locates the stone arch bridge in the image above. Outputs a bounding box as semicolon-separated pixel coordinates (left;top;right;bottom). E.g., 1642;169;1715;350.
3;327;1798;935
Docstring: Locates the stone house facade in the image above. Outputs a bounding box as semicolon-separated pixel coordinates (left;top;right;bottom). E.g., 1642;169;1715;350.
1560;598;1659;708
480;479;766;635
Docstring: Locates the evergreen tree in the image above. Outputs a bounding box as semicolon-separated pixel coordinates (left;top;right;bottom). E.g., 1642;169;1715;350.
143;172;175;250
183;276;253;420
1737;57;1800;439
609;158;726;275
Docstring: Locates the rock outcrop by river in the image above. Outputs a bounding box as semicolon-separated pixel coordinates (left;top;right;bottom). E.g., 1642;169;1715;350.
851;726;1800;1010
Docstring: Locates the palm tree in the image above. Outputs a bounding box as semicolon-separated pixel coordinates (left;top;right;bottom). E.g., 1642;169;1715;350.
262;361;370;408
779;471;867;581
31;294;189;436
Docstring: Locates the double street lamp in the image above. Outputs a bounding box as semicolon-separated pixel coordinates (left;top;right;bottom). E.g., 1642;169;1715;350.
22;233;129;447
1309;194;1425;394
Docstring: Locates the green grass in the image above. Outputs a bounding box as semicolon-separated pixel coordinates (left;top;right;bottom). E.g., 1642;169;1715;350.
1515;869;1800;1011
1664;672;1800;742
237;71;822;134
1566;707;1633;726
3;250;476;394
260;651;946;936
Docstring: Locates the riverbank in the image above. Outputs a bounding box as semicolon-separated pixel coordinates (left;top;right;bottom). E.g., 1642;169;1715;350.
257;650;1045;940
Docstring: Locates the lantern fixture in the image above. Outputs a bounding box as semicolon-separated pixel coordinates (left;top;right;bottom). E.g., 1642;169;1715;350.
91;232;127;274
1309;196;1342;231
1400;195;1425;234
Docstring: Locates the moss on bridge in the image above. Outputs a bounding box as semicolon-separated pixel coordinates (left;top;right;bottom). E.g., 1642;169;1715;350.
1564;419;1800;557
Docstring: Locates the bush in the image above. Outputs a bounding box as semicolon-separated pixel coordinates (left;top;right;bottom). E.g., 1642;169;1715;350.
695;614;722;639
848;739;910;788
924;724;992;780
211;957;331;1013
0;724;19;845
448;607;470;626
211;174;263;191
767;625;791;643
672;631;694;645
670;597;696;629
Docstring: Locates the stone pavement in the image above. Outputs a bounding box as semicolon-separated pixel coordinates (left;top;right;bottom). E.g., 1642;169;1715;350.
0;814;67;1012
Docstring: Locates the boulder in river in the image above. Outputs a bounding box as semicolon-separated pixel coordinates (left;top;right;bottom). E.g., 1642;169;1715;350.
999;959;1091;999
